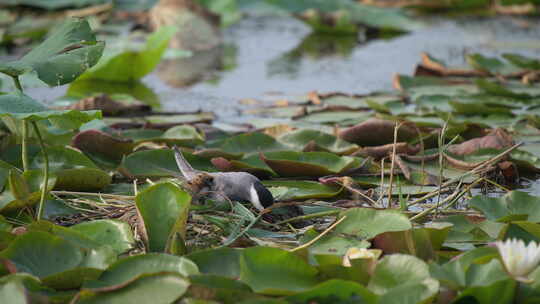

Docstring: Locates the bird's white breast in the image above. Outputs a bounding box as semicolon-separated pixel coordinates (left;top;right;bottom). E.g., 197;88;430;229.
249;184;265;211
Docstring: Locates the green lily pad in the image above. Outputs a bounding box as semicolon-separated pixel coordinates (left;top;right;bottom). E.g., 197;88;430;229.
263;180;342;200
503;53;540;70
71;129;136;163
430;246;504;289
30;146;110;191
0;230;113;289
262;151;360;177
85;253;198;289
469;191;540;223
300;227;370;256
239;247;319;296
187;248;243;279
70;220;134;255
54;168;111;191
335;208;412;239
466;54;522;76
0;18;104;86
135;182;191;252
119;149;214;178
157;125;205;146
0;93;101;129
220;132;291;155
78;273;189;304
368;254;439;303
278;129;358;154
299;110;371;125
285;279;377;304
188;274;254;303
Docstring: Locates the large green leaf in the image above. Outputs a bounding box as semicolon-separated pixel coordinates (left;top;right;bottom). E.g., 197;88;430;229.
135;182;191;252
263;180;342;200
0;93;101;128
85;253;198;289
70;220;135;255
334;208;412;239
187;247;243;278
429;246;500;289
285;279;378;304
300;228;370;256
239;247;319;295
76;26;176;83
469;191;540;223
262;151;360;177
188;274;254;303
0;231;113;289
78;273;189;304
0;18;104;86
220;132;291;155
120;149;214;178
368;254;439;304
466;54;522;75
278;129;358;154
30;146;111;191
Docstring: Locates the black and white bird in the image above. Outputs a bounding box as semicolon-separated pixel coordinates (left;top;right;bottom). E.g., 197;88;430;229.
173;146;274;211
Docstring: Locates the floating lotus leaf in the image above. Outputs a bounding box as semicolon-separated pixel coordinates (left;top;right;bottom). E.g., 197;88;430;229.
335;208;412;239
187;247;243;279
261;151;360;177
119;149;214;178
84;253;198;289
220;132;291;155
263;180;342;200
70;220;135;255
278;129;358;154
469;191;540;223
285;279;377;304
239;246;319;295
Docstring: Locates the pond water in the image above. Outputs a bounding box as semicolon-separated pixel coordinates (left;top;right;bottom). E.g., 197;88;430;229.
25;15;540;122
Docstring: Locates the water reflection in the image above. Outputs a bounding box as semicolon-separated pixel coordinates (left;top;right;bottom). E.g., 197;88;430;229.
156;45;237;88
268;33;358;78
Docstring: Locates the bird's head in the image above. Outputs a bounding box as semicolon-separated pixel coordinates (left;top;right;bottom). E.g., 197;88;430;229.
249;181;274;210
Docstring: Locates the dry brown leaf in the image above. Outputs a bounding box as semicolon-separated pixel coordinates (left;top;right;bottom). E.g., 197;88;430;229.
416;52;488;77
447;128;514;156
355;142;418;159
57;94;150;116
338;118;418;146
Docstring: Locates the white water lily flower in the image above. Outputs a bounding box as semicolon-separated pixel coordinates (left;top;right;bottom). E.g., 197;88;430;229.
342;247;381;267
496;238;540;281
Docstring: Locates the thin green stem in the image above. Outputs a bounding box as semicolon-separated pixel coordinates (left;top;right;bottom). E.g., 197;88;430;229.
21;121;29;172
31;122;49;221
11;76;23;92
11;76;29;173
